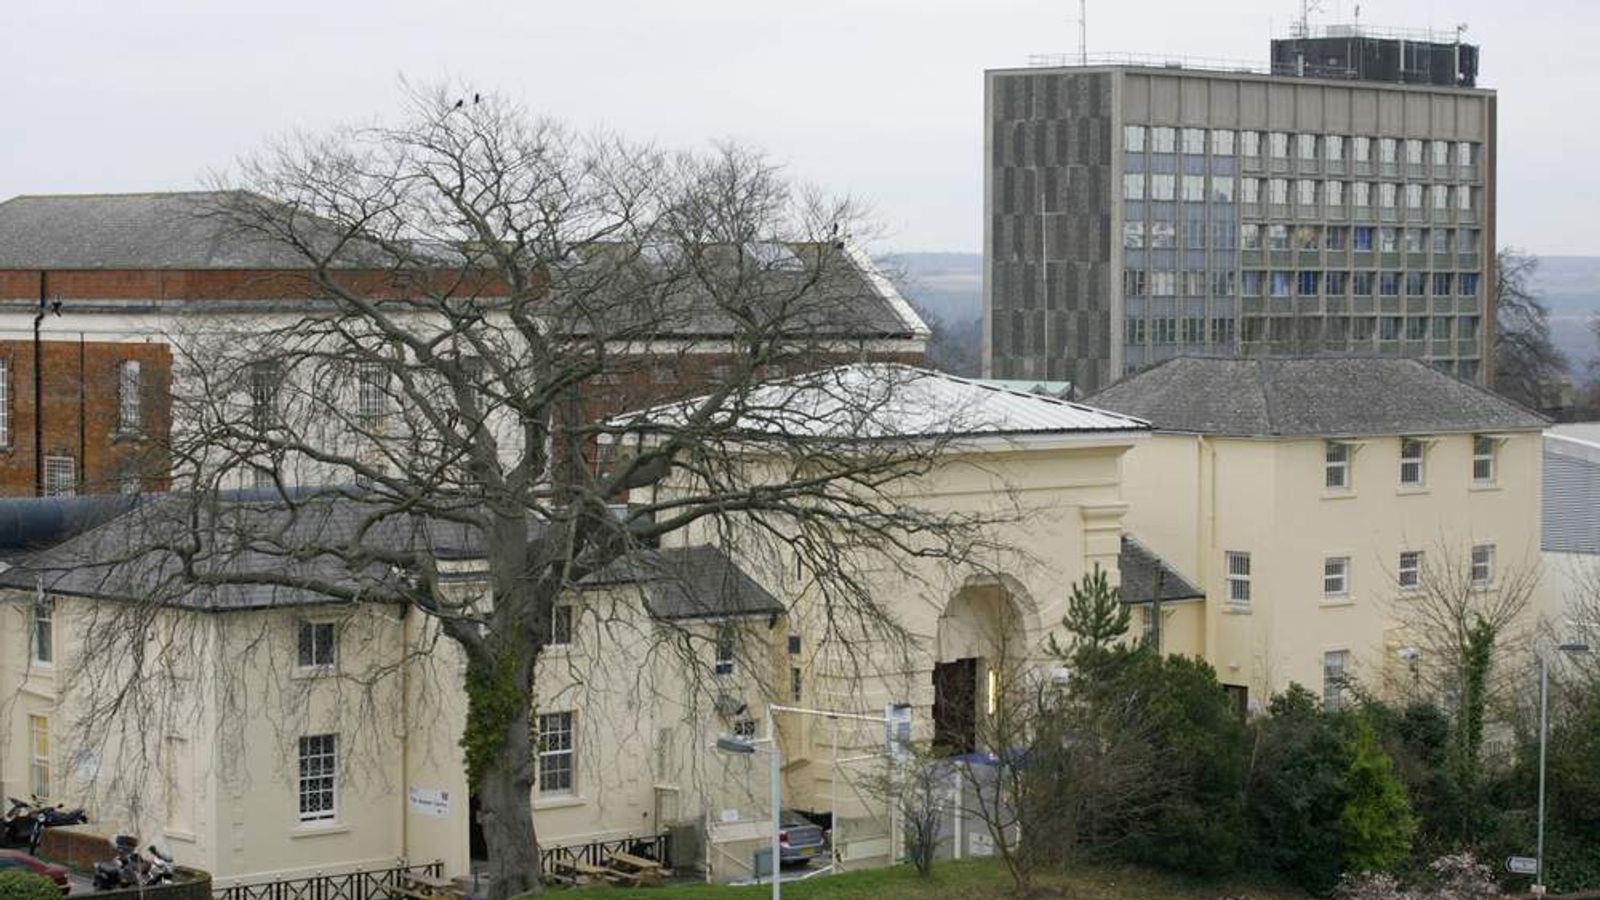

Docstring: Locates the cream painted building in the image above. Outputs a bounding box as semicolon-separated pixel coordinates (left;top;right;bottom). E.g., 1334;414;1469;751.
1089;356;1548;710
0;365;1151;885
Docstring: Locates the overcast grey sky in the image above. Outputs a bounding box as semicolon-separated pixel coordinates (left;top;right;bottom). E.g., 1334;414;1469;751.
4;1;1597;254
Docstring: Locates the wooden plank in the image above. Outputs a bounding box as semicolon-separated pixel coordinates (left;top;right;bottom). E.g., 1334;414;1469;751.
610;852;662;871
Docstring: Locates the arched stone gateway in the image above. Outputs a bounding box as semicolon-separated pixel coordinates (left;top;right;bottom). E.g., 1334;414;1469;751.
931;575;1039;754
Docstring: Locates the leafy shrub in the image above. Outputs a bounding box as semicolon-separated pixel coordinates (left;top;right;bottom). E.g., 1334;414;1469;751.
1245;684;1353;891
0;871;62;900
1340;716;1418;874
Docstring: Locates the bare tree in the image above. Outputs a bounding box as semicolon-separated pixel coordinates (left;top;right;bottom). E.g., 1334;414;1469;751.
36;86;1011;897
1383;543;1540;809
1493;249;1567;412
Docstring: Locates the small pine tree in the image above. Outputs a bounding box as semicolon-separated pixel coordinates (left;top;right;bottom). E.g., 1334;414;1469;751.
1051;563;1130;667
1340;716;1417;874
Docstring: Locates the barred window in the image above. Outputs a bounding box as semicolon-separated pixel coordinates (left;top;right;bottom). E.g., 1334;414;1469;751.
118;360;142;431
1470;545;1494;587
43;456;75;497
1323;557;1351;598
0;357;11;447
548;605;573;647
251;362;281;429
32;598;52;665
1398;551;1423;590
1472;435;1496;484
357;363;388;420
1323;651;1349;711
297;734;337;822
1325;441;1351;490
1225;551;1251;608
1400;438;1426;487
537;712;575;796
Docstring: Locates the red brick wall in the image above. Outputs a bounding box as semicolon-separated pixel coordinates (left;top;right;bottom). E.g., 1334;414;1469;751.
0;339;172;497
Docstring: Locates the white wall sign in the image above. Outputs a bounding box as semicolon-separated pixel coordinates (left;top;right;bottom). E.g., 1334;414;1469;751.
408;786;451;818
719;808;740;823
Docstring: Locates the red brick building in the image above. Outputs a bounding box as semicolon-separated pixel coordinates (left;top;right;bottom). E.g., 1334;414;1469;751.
0;192;928;496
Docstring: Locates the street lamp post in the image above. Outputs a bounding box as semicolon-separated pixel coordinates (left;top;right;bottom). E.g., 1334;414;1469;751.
714;709;781;900
1535;641;1589;895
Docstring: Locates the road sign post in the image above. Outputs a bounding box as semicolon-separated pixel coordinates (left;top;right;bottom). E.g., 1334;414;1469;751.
1506;856;1539;877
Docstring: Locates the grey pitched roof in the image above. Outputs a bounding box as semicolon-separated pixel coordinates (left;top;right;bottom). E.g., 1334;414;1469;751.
0;491;779;621
0;193;926;340
0;192;356;270
1087;356;1548;438
0;491;460;610
1118;536;1204;604
581;545;784;621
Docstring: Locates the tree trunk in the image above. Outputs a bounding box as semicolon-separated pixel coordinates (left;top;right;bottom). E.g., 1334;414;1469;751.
478;704;541;899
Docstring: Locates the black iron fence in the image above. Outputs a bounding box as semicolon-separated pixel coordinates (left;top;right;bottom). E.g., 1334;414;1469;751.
214;861;443;900
540;832;671;871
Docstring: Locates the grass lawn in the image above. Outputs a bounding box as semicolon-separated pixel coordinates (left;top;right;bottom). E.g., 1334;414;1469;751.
577;858;1309;899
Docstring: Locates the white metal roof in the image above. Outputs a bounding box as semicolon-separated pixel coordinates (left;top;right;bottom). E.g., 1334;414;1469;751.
615;363;1149;442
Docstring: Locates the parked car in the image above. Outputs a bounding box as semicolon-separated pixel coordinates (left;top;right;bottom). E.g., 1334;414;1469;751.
0;849;71;894
777;810;826;867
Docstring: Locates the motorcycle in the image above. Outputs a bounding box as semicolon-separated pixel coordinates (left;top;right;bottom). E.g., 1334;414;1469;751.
92;835;143;890
92;835;175;889
2;796;87;853
145;844;176;884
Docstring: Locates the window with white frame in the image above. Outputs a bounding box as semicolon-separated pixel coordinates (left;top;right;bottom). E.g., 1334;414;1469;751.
714;621;736;676
29;715;50;799
43;456;75;497
0;357;11;448
547;605;573;646
1398;551;1423;590
1225;552;1251;608
1399;438;1426;487
1470;544;1494;587
1323;651;1349;711
356;362;387;421
1323;557;1351;599
297;734;337;822
117;360;142;431
1325;441;1352;490
32;597;52;665
1472;435;1496;484
537;712;575;796
297;621;336;670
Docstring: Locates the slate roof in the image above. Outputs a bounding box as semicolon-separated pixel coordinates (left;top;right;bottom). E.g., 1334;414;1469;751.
0;491;779;620
581;545;785;621
0;192;928;340
1087;356;1548;438
618;363;1148;442
1118;536;1204;604
0;192;356;270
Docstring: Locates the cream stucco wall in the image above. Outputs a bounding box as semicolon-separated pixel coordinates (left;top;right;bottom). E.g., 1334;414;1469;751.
1120;428;1545;708
0;430;1143;884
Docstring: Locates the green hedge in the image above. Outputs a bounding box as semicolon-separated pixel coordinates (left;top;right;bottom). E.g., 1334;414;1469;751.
0;870;63;900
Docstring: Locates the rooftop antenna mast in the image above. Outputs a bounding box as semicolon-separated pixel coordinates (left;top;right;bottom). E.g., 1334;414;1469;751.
1295;0;1324;38
1078;0;1087;65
